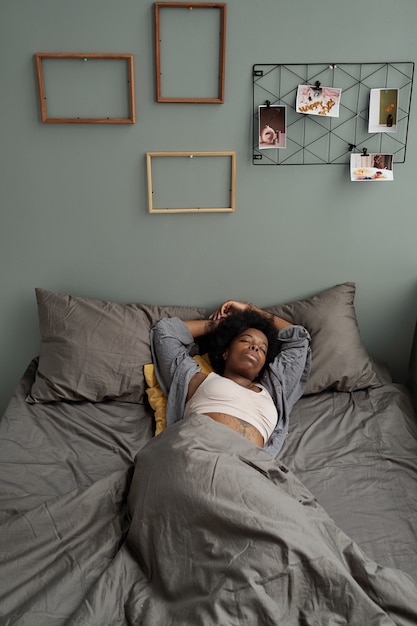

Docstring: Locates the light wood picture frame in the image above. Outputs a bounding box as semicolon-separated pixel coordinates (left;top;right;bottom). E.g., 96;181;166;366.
154;2;227;103
146;151;236;213
35;53;136;124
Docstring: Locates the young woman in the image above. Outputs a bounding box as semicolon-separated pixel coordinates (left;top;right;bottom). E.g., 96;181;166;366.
150;299;311;456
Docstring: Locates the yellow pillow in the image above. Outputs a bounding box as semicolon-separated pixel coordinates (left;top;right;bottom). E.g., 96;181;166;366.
144;354;213;435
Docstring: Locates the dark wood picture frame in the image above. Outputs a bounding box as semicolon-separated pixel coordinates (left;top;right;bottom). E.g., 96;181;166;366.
35;53;136;124
154;2;227;103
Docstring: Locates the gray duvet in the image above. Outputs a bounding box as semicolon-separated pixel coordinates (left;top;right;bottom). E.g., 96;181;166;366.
1;360;417;625
127;414;417;625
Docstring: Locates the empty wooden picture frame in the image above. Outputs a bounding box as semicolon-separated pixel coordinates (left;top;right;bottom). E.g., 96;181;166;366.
35;53;136;124
154;2;227;103
146;151;236;213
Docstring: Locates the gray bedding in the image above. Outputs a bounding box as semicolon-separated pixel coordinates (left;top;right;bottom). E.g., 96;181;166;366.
1;359;417;624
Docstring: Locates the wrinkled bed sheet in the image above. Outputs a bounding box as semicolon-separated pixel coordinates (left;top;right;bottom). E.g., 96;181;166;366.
280;377;417;582
1;360;417;625
0;360;152;624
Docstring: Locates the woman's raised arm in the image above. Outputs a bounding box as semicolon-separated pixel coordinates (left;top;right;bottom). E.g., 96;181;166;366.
209;300;293;331
183;319;217;339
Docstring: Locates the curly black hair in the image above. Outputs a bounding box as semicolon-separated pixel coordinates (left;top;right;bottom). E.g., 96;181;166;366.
206;309;281;378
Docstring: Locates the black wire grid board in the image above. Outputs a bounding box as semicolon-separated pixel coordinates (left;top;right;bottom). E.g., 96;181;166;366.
252;62;414;165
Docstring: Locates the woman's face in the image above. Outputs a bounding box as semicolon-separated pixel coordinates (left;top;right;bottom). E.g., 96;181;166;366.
223;327;268;380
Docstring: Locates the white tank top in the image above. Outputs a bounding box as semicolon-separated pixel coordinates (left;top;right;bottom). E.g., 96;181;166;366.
184;372;278;442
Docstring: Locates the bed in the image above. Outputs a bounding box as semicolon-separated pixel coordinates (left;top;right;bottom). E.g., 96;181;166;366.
1;283;417;624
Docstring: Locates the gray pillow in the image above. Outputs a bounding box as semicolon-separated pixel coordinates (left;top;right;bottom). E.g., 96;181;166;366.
28;288;206;404
265;282;381;394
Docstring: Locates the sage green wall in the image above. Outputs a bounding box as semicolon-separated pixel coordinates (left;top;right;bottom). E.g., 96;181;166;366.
1;0;417;413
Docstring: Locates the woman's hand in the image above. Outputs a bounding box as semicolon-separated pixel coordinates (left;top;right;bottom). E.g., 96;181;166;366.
209;300;250;321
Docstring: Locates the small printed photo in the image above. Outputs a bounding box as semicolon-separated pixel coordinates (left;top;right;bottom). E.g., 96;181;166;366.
258;105;287;149
296;84;342;117
350;153;394;182
368;88;399;133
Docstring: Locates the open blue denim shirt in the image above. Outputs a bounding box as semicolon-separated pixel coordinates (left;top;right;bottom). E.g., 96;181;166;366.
150;317;311;458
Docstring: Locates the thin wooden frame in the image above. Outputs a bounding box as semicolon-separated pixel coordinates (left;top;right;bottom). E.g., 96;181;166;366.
147;151;236;213
35;53;136;124
154;2;227;103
